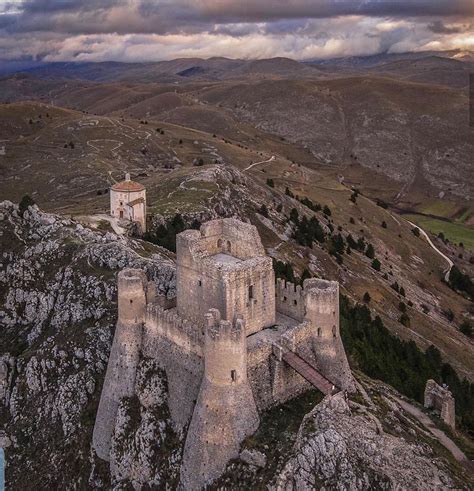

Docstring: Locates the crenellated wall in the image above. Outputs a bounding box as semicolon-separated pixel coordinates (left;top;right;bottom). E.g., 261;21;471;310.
275;278;305;321
144;303;203;356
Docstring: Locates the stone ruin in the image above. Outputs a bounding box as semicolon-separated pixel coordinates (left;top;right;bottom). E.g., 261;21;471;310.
93;218;355;489
424;379;456;429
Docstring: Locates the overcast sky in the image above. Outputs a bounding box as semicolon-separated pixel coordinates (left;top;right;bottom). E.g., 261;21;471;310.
0;0;473;62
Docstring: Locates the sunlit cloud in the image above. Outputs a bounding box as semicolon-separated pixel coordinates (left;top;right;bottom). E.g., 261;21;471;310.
0;0;472;62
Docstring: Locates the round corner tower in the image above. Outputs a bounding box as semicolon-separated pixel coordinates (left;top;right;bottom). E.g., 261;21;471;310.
180;309;259;490
303;278;355;392
93;268;148;461
303;278;339;340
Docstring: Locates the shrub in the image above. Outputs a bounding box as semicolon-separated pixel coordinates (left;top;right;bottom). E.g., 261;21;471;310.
289;208;299;224
19;195;35;216
442;309;454;322
371;258;381;271
300;197;321;212
381;221;387;229
266;178;274;188
363;292;371;303
400;312;410;327
259;204;269;218
273;260;295;284
144;213;193;252
293;216;325;247
323;205;331;216
411;227;420;237
365;244;375;259
460;321;472;338
328;233;345;256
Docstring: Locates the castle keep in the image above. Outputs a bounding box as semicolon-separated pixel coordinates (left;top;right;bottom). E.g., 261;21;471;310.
93;218;354;489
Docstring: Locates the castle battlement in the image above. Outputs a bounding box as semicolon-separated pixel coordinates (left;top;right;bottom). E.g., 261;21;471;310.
205;309;246;342
145;303;204;354
275;278;305;321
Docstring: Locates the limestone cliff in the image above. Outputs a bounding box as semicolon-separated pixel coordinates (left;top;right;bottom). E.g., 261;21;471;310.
0;201;175;489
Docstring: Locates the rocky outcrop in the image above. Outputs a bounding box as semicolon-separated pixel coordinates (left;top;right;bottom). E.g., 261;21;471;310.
275;393;462;490
109;359;183;489
0;201;175;489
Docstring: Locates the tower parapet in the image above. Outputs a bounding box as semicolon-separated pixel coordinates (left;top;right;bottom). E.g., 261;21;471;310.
275;278;305;321
180;309;259;490
93;269;147;461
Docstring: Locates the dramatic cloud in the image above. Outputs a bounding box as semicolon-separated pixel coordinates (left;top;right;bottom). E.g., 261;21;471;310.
0;0;473;62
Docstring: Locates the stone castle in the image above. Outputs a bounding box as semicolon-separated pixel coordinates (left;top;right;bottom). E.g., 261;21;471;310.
93;218;354;489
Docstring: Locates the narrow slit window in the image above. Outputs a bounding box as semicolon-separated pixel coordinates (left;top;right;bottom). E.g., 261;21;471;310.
231;370;237;382
198;279;202;287
317;327;321;337
248;285;254;300
332;325;336;338
294;300;297;306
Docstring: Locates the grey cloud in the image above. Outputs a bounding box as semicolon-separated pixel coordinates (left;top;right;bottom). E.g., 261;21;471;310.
3;1;474;37
427;20;467;34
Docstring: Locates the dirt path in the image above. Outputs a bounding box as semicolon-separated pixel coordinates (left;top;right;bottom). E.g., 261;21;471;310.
407;220;454;281
82;214;126;235
244;155;275;171
394;396;473;472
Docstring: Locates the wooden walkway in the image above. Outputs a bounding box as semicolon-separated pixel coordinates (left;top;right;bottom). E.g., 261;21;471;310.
282;351;337;395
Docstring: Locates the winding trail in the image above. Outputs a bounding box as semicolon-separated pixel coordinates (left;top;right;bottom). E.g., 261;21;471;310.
244;155;275;171
407;220;454;281
394;396;473;473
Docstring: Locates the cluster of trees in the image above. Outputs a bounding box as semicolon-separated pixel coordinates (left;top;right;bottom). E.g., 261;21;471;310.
448;265;473;299
340;297;474;436
290;209;326;247
144;214;200;252
273;260;310;286
284;187;327;214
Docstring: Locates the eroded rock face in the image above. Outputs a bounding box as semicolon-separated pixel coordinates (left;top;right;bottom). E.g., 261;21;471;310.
275;393;456;490
0;201;175;489
110;359;183;489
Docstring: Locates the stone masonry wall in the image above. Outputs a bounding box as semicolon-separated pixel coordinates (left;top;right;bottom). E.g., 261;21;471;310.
424;379;456;428
275;278;305;322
